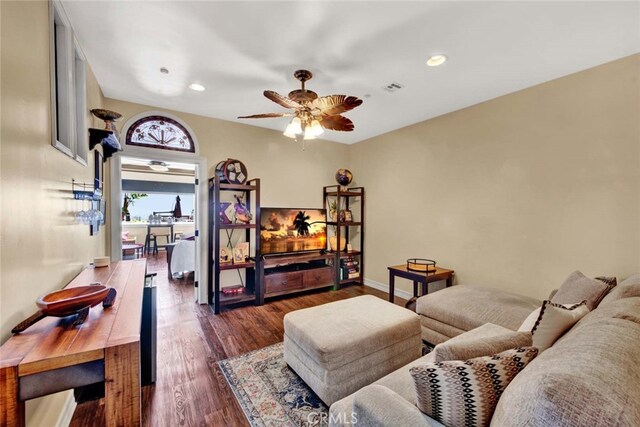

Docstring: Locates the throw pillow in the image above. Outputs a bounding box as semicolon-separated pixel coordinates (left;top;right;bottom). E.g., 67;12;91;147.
595;276;617;289
529;300;589;351
552;271;613;310
410;347;539;427
599;273;640;307
518;307;542;333
434;329;532;362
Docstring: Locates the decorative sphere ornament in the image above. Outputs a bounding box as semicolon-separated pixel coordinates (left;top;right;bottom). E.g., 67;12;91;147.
335;169;353;186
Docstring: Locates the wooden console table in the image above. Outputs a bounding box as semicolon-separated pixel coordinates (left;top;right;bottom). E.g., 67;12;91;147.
387;264;454;303
0;259;147;427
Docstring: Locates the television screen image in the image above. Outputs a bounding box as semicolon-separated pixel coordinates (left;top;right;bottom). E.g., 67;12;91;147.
260;208;327;255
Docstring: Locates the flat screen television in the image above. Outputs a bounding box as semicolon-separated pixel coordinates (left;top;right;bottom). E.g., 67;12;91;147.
260;208;327;255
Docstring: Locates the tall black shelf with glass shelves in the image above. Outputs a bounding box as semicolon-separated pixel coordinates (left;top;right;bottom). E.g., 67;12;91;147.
323;185;365;287
207;176;261;314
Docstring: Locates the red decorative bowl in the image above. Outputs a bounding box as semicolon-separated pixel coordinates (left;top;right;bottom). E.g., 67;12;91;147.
36;285;111;317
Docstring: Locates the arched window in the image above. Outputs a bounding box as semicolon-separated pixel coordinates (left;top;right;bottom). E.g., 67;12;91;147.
125;115;195;153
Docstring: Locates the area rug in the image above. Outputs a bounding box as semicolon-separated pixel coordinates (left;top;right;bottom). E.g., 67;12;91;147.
218;342;328;427
219;342;432;427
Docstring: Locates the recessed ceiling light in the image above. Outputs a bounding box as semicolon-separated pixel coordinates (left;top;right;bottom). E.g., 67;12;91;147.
188;83;206;92
160;67;169;74
426;54;447;67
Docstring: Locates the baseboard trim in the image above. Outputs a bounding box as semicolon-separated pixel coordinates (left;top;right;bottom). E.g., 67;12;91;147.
56;391;77;427
363;278;413;300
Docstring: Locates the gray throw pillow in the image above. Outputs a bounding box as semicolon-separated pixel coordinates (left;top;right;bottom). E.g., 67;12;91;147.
433;330;532;362
600;273;640;307
552;271;613;310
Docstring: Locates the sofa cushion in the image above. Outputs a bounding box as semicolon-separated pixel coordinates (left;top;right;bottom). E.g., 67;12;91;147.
551;270;612;310
433;323;532;362
411;347;539;427
416;285;541;332
350;385;440;427
599;273;640;307
520;300;589;352
283;295;420;368
492;297;640;427
420;316;466;344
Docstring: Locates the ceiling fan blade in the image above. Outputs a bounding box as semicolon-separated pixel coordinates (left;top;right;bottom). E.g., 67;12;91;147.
310;95;363;116
264;90;302;109
237;113;292;119
320;115;355;132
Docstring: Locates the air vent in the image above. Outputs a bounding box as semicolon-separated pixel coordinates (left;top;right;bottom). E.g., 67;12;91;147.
382;82;404;92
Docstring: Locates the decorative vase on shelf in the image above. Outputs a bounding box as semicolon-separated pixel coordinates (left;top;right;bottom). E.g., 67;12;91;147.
329;236;346;252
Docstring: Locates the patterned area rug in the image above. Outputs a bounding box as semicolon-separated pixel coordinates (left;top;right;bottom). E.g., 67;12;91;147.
219;342;432;427
219;342;328;427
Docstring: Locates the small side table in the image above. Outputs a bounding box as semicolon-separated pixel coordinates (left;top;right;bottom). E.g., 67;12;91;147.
387;264;454;304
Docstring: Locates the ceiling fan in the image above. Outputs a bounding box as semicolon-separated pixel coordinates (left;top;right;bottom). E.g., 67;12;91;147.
238;69;363;142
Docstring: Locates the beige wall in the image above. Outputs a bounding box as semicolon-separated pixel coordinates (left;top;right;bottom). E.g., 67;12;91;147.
105;98;350;208
349;54;640;300
1;1;108;424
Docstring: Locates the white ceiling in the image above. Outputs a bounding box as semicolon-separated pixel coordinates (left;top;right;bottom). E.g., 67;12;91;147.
63;1;640;144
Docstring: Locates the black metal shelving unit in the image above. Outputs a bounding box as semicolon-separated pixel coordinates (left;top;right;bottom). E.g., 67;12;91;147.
208;176;261;314
323;185;365;288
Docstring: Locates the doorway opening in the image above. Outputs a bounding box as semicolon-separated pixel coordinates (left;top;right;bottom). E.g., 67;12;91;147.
110;154;207;303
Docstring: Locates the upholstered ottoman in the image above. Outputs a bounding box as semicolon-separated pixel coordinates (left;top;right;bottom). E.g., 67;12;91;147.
283;295;421;406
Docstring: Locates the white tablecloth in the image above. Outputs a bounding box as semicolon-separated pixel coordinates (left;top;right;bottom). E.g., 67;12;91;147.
171;240;195;273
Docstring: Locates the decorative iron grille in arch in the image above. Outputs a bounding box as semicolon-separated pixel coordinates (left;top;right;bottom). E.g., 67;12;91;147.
125;115;195;153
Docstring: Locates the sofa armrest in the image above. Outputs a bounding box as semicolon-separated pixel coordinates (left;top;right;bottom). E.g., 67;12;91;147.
351;385;436;427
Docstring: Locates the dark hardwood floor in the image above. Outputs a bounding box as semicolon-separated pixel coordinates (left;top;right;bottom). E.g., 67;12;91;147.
70;253;401;426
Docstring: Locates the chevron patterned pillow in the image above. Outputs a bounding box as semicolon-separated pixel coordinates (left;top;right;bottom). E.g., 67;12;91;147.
410;347;539;427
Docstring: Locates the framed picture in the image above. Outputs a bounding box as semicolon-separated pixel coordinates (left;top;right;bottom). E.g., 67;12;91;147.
219;202;233;224
233;247;245;263
233;242;249;263
220;247;232;264
343;210;353;222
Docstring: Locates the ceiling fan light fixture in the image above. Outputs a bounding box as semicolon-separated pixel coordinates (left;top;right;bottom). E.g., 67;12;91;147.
283;125;296;139
283;117;303;138
426;54;447;67
239;69;363;147
308;120;324;137
148;161;169;172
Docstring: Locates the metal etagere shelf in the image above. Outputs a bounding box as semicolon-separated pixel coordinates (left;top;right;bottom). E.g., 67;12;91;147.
323;185;365;287
207;176;261;314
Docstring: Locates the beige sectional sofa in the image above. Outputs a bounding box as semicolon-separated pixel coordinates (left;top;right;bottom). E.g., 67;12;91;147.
329;274;640;426
417;285;541;344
